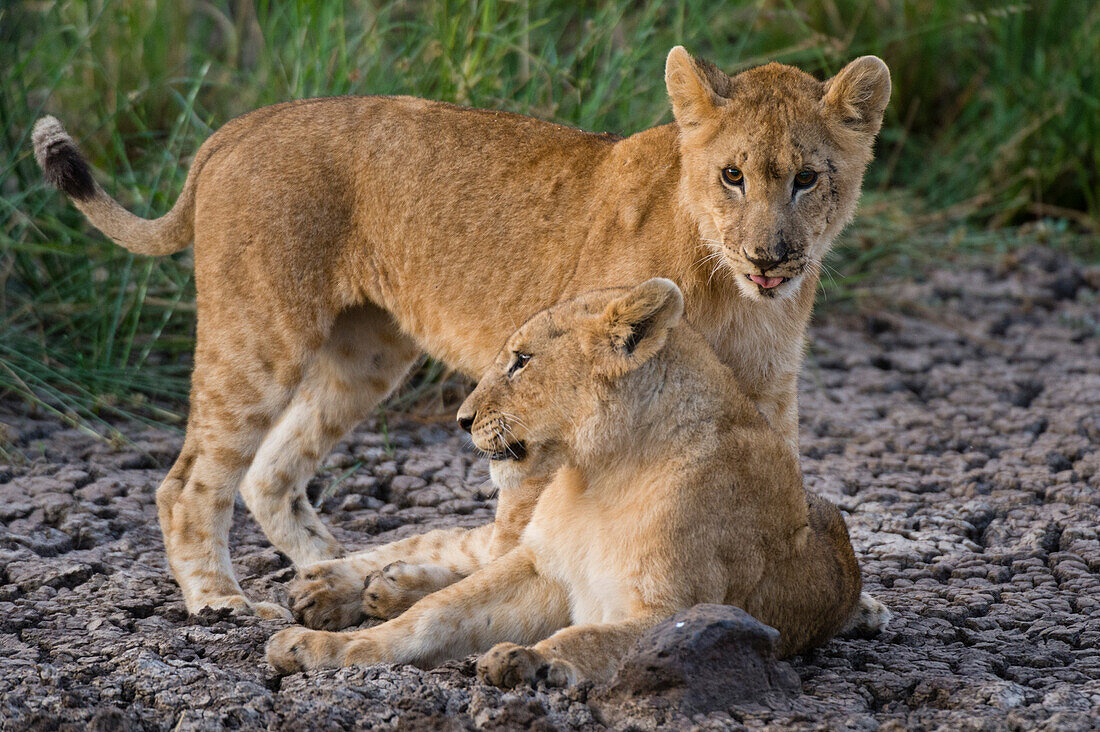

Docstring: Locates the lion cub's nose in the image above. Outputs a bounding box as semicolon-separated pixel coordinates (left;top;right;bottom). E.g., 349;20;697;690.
457;413;475;433
743;240;790;272
745;249;784;272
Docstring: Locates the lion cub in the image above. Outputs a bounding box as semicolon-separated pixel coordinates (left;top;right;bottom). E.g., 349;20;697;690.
267;279;867;683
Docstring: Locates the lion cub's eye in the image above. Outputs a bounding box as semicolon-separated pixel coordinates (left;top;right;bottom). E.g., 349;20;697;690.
508;352;532;377
793;170;818;189
721;167;744;188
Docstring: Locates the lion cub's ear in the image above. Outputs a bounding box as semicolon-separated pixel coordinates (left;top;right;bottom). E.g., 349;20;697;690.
589;278;684;373
820;56;892;137
665;46;729;128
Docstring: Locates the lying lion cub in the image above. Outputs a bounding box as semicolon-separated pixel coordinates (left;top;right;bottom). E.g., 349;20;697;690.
267;279;869;683
34;47;890;619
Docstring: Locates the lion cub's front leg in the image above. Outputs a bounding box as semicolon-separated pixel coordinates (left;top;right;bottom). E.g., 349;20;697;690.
288;558;461;628
289;478;545;629
290;523;496;629
264;627;351;673
268;548;569;673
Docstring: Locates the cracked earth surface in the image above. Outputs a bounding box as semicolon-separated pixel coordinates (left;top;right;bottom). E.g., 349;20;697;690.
1;248;1098;730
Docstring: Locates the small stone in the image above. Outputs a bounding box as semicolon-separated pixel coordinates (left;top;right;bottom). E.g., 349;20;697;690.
389;475;427;496
338;493;370;511
407;488;442;507
6;560;93;592
402;457;446;479
1050;273;1084;300
374;461;398;479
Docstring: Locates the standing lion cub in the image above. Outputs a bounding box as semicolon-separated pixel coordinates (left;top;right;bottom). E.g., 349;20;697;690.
33;48;890;617
266;279;867;682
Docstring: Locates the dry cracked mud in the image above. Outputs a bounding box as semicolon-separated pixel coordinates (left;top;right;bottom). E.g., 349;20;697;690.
1;248;1098;730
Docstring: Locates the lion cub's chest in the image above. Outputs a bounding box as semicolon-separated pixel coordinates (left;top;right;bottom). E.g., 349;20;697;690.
521;475;657;625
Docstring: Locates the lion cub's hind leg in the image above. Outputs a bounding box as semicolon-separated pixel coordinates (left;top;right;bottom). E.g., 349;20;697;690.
162;303;417;618
159;321;313;618
478;616;660;688
239;304;420;568
841;592;893;635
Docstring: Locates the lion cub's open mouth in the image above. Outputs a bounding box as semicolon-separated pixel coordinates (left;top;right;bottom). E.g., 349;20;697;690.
487;441;527;462
747;274;788;290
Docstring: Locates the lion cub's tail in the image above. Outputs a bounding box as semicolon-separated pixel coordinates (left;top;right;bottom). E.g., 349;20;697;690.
32;116;194;256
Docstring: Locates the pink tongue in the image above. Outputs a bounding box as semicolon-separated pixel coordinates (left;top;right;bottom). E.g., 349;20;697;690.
749;275;785;289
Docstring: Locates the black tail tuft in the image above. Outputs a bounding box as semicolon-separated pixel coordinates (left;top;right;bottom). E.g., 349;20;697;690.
32;116;96;202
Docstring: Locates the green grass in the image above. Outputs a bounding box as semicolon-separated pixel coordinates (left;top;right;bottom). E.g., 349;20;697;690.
1;0;1097;431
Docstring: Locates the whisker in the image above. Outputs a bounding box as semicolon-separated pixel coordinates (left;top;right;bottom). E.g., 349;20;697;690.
816;259;840;293
500;423;518;440
822;260;844;280
708;258;728;288
501;411;529;430
499;421;519;444
691;249;725;274
478;479;499;500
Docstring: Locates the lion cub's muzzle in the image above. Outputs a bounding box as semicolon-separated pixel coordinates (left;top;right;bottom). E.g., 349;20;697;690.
457;409;528;462
736;250;809;296
485;440;527;462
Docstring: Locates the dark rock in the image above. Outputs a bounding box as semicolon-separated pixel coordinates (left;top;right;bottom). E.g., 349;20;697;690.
1013;380;1044;408
1050;272;1085;301
12;527;73;556
592;605;800;722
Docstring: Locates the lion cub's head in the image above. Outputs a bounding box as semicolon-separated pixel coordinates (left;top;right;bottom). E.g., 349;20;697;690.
457;278;685;489
666;47;891;302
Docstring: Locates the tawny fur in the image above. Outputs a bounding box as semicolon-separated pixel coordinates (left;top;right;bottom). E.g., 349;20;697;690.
34;49;890;615
289;435;888;635
266;279;866;683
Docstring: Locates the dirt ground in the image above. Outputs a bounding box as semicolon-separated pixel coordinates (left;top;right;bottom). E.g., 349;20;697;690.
1;248;1098;731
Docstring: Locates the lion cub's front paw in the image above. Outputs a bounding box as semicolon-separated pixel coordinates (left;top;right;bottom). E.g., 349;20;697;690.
267;627;385;673
362;561;432;619
477;642;577;688
288;562;365;630
266;627;344;673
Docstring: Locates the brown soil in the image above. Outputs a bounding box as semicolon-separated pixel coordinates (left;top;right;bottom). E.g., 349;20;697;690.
1;248;1097;730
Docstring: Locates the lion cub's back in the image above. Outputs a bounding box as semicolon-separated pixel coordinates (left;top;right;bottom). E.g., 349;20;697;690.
197;94;616;185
